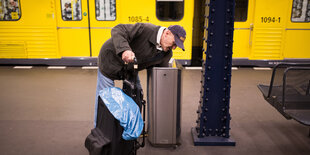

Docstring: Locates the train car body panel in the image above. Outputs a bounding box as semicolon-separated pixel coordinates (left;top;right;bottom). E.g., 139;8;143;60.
233;0;288;60
0;0;59;59
284;30;310;59
249;0;289;60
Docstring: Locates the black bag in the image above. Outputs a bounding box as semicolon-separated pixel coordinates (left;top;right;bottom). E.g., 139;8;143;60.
85;97;135;155
85;58;145;155
85;128;111;155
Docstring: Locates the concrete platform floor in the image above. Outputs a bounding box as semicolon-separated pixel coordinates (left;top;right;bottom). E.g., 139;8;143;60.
0;66;309;155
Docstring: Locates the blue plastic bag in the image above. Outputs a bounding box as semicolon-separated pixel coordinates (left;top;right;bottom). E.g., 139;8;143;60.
99;87;143;140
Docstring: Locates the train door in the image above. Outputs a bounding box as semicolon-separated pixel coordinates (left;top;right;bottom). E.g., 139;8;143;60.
233;0;255;59
56;0;91;57
284;0;310;60
87;0;118;57
249;0;289;60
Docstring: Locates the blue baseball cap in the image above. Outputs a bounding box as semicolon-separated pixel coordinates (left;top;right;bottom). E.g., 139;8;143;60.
168;25;186;51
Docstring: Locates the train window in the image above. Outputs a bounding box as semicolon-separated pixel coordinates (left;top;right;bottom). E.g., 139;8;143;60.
156;0;184;21
0;0;21;21
291;0;310;22
61;0;82;21
235;0;248;22
95;0;116;21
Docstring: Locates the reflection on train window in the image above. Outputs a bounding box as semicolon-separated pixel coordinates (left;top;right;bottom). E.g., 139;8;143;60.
95;0;116;21
156;0;184;21
61;0;82;21
291;0;310;22
235;0;248;22
0;0;21;21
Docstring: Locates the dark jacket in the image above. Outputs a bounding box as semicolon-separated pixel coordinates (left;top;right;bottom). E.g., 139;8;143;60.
98;23;172;80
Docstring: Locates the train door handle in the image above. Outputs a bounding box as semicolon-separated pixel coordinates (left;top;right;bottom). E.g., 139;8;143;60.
249;23;254;46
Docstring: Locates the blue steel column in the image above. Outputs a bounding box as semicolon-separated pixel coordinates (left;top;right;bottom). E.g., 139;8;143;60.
191;0;236;146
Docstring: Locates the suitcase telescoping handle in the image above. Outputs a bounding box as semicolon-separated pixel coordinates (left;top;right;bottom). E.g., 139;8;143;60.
130;57;146;148
123;57;146;152
132;57;146;149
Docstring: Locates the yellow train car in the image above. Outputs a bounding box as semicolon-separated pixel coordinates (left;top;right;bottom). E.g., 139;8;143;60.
0;0;309;66
0;0;193;65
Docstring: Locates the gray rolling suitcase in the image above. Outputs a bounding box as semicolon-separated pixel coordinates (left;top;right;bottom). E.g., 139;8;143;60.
147;67;182;147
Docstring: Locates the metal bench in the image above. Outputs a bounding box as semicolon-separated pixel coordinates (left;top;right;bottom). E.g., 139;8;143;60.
257;63;310;135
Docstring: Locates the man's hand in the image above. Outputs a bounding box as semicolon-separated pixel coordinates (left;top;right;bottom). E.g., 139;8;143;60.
122;50;135;63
